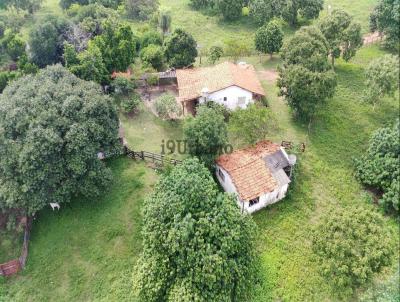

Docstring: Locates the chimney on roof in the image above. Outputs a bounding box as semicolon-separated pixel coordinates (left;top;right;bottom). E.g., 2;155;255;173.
201;87;209;101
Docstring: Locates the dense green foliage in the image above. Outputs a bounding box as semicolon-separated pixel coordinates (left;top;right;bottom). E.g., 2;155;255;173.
370;0;400;51
111;75;136;96
278;26;337;123
184;106;227;167
319;9;363;66
140;30;163;48
255;20;283;58
28;17;70;67
1;31;26;61
164;28;197;68
249;0;280;25
133;158;258;301
208;45;223;64
216;0;243;21
0;65;119;215
354;120;399;212
312;206;394;294
286;0;324;25
229;104;278;145
121;92;141;113
2;0;43;13
157;8;172;37
364;54;399;105
125;0;159;20
154;93;181;120
140;44;164;70
92;20;138;72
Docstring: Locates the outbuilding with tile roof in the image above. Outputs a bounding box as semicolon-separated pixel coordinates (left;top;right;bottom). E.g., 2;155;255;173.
215;141;296;214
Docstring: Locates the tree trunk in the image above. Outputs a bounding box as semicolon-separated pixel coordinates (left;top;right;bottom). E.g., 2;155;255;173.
270;53;273;60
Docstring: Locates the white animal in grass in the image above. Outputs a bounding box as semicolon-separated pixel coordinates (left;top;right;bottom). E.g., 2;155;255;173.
49;203;60;211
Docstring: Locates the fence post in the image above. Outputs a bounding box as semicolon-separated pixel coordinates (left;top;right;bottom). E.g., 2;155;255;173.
141;151;144;160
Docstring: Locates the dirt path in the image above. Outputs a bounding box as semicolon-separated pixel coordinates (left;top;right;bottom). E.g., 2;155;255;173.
363;32;383;45
258;69;279;84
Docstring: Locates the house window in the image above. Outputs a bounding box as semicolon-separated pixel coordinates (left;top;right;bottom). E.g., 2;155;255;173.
223;97;227;101
238;97;246;106
249;197;260;207
218;168;225;182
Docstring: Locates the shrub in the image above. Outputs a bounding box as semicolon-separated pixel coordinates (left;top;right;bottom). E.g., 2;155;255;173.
0;21;5;38
140;30;162;48
140;44;164;71
121;93;141;113
154;93;181;119
354;120;399;212
312;205;395;295
111;76;136;96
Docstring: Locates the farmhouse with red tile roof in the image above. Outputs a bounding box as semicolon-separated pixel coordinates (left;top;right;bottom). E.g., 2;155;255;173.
176;62;265;115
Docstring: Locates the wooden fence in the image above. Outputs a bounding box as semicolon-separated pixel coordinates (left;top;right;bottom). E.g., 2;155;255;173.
0;216;32;277
124;147;182;166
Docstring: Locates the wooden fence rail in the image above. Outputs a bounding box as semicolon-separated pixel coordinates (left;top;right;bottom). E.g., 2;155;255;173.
0;217;32;277
125;147;182;166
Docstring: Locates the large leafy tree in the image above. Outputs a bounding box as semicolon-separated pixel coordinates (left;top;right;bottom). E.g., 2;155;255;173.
0;65;119;215
278;26;337;125
125;0;159;20
229;104;278;145
3;0;43;13
65;41;110;85
164;28;197;68
133;158;258;302
319;9;363;66
312;205;394;295
255;19;284;59
184;106;227;168
92;20;138;73
208;45;224;64
281;0;324;26
364;54;399;106
28;16;70;67
370;0;400;51
216;0;243;21
1;31;26;61
354;120;399;212
249;0;282;26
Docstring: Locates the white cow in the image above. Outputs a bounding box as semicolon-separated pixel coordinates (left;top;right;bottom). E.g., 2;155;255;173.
49;203;60;211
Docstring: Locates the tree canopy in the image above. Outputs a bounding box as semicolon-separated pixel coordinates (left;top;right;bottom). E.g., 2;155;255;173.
92;20;138;73
133;158;258;302
281;0;324;26
0;65;119;215
364;54;399;106
312;205;395;295
278;26;337;124
229;104;278;145
319;9;363;66
125;0;159;20
255;19;284;58
28;16;70;67
216;0;243;21
164;28;197;68
354;120;399;212
140;44;164;70
370;0;400;51
184;105;228;168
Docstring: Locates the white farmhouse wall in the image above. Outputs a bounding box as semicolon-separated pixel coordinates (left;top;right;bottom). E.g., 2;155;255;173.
200;86;254;110
216;165;289;214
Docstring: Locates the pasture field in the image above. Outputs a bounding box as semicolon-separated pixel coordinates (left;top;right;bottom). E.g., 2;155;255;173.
1;0;399;301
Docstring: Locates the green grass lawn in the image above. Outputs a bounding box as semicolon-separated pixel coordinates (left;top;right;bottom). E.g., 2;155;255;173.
0;158;157;301
120;103;185;158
